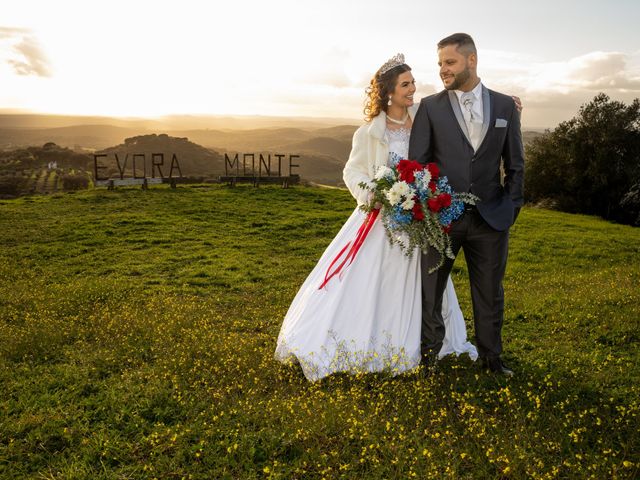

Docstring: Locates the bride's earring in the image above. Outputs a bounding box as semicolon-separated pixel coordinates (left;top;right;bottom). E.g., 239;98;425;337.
387;95;393;106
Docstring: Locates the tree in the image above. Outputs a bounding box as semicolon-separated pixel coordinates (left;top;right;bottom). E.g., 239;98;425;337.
525;93;640;224
620;183;640;226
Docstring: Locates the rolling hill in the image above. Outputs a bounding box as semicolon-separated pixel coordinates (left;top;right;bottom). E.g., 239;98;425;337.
0;112;545;187
96;134;225;177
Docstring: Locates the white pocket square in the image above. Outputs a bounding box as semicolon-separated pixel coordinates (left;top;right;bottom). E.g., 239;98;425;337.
495;118;508;128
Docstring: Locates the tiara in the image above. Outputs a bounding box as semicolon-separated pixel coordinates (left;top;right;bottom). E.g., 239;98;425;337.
379;53;405;75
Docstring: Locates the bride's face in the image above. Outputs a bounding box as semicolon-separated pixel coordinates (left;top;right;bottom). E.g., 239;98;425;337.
389;71;416;108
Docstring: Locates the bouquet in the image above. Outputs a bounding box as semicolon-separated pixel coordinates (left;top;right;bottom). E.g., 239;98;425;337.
359;160;478;272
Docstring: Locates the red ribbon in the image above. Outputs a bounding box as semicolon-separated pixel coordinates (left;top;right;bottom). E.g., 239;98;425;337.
318;208;380;290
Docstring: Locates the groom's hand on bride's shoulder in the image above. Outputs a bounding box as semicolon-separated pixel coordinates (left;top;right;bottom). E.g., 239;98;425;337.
511;96;523;113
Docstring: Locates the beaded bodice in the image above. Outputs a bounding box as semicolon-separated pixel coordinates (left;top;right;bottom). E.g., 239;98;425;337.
385;127;410;167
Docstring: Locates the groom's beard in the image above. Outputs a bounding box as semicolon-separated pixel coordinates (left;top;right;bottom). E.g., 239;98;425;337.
444;66;471;90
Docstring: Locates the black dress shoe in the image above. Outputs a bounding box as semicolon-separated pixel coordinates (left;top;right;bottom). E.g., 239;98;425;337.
482;357;514;376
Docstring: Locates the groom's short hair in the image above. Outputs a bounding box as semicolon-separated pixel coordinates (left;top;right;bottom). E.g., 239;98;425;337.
438;33;477;57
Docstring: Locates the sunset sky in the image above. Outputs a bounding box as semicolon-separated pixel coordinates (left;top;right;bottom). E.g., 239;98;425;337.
1;0;639;128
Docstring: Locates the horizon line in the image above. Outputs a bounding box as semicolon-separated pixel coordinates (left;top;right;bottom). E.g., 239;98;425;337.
0;108;554;131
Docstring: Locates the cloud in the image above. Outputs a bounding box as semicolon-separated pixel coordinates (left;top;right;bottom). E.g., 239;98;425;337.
0;26;51;77
0;26;30;37
564;51;640;90
459;49;640;127
486;50;640;95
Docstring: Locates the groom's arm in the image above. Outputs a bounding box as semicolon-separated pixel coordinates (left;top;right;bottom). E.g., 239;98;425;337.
409;99;432;165
502;99;525;220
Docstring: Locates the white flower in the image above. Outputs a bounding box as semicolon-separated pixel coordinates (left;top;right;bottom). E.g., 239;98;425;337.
386;189;401;205
374;165;393;180
385;180;413;206
392;180;412;197
401;197;415;210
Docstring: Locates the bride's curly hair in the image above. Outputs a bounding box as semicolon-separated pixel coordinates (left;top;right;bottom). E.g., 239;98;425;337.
364;63;411;122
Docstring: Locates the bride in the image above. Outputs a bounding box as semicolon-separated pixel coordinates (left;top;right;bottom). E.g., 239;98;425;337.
275;54;478;381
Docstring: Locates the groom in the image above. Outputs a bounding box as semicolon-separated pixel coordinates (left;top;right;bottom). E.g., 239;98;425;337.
408;33;525;375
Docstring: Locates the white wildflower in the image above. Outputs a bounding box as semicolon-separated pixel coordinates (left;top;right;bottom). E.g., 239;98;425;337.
385;181;413;206
386;189;401;205
392;180;412;198
374;166;393;180
401;197;415;210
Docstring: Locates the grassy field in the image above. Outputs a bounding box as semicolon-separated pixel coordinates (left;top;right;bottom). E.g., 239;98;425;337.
0;185;638;479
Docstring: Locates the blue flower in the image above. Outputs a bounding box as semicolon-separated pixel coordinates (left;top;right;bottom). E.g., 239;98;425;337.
438;199;465;225
436;176;453;194
413;170;431;200
388;152;403;167
388;204;413;229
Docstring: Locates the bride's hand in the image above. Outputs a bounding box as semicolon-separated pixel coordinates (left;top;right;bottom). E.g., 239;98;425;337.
512;95;523;113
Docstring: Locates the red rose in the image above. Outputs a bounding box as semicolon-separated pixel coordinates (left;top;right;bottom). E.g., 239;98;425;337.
428;181;437;193
438;193;452;208
426;163;440;179
412;199;425;221
397;159;424;184
427;198;442;212
442;225;452;234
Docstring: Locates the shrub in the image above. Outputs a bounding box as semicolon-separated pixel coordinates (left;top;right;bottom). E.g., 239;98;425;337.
525;93;640;224
61;174;89;191
0;175;27;197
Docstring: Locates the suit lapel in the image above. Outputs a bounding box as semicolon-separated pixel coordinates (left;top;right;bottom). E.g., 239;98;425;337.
447;90;473;148
476;85;491;151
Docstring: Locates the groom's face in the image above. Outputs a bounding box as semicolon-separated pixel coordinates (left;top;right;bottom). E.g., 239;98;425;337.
438;45;475;91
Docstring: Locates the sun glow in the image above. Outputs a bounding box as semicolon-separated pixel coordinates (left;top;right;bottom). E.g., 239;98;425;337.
2;0;639;128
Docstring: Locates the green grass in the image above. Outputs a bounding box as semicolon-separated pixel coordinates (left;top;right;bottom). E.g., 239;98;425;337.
0;185;638;479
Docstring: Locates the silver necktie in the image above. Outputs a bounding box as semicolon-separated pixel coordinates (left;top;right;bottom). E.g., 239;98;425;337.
461;91;479;148
461;92;475;123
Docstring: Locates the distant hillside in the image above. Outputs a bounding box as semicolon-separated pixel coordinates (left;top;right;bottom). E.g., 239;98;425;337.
290;154;347;186
96;133;350;186
178;127;318;153
276;136;351;160
97;134;224;177
0;125;149;151
0;114;155;130
0;143;93;197
0;120;543;154
0;123;357;155
312;125;360;143
0;112;360;131
0;116;546;188
0;142;92;171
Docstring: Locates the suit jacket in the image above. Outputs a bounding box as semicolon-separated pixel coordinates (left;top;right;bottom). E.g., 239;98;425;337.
408;86;525;231
343;106;418;205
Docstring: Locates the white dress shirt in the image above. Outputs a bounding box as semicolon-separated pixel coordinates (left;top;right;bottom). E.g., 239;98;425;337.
455;81;483;150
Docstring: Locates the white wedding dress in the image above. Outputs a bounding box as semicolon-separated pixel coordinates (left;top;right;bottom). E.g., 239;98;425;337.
275;127;477;381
